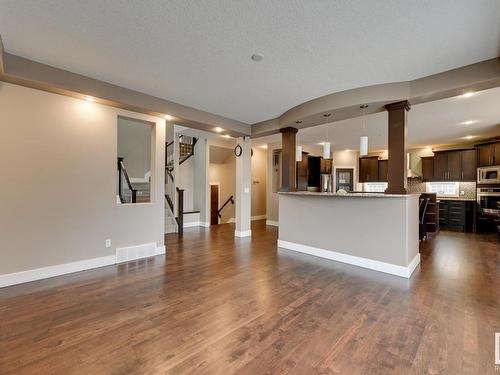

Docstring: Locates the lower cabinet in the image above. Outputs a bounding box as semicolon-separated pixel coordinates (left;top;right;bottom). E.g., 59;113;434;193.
438;200;475;232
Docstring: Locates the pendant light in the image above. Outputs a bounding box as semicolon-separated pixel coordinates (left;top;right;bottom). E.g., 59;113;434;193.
323;114;332;160
295;121;302;162
359;104;369;156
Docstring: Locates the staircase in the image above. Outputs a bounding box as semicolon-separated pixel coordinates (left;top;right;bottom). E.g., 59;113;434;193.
164;134;198;234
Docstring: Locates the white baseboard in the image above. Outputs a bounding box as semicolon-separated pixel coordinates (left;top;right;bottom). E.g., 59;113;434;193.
235;230;252;237
277;240;420;279
226;215;266;224
251;214;267;221
0;245;166;288
266;220;279;227
183;221;210;228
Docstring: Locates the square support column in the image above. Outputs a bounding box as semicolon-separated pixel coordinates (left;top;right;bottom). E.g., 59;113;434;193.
235;136;252;237
280;127;298;192
384;100;410;195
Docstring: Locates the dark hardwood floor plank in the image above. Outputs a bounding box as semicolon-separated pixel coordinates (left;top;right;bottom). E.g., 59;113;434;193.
0;221;498;374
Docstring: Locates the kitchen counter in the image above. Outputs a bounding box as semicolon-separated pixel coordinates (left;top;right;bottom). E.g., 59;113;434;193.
436;197;476;202
277;192;420;278
279;191;420;198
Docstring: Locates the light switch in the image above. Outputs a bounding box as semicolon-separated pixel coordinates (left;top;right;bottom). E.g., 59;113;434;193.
244;187;250;193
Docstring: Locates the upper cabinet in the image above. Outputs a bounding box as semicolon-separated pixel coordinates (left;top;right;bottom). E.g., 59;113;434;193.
359;156;379;183
378;159;388;182
421;157;434;182
460;149;477;181
420;149;476;182
477;142;500;167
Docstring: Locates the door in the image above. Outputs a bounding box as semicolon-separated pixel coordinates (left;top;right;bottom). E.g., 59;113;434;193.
210;185;219;225
477;144;493;167
447;151;461;180
336;168;354;192
433;152;448;181
460;150;476;181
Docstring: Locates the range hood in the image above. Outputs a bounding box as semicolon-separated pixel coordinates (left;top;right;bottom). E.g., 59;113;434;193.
407;152;422;179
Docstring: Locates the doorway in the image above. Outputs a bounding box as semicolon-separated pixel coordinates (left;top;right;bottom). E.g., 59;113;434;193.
210;184;219;225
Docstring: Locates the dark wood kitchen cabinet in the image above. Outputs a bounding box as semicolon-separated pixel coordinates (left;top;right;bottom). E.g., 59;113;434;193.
296;152;309;191
433;152;448;181
421;156;434;182
378;159;388;182
476;141;500;167
460;149;477;181
431;150;475;181
359;156;379;183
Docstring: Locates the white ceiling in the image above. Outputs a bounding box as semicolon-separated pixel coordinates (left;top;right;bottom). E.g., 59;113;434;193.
1;1;499;124
253;87;500;150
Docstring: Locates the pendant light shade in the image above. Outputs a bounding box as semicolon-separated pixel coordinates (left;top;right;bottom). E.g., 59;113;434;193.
296;145;303;162
359;136;368;156
323;142;331;160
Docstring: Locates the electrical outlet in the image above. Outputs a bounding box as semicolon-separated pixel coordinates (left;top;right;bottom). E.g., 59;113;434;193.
105;239;111;248
460;190;465;196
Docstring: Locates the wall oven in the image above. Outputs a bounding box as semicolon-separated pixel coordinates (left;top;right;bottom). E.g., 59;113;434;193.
477;186;500;215
477;166;500;184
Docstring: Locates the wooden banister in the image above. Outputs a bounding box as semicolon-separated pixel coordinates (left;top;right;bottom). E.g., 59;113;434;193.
218;195;234;218
176;187;184;235
117;157;137;203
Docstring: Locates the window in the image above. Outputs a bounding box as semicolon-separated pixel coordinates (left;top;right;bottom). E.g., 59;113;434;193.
426;182;459;197
117;116;153;204
363;182;387;193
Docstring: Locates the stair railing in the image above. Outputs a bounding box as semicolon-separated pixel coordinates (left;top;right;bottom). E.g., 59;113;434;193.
117;157;137;203
176;188;184;235
218;195;234;218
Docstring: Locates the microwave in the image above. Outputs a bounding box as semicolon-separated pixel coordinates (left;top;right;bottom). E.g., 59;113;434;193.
477;166;500;184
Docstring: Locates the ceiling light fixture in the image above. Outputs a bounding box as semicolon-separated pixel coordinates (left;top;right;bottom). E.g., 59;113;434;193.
214;127;224;133
461;120;478;126
223;134;231;138
84;96;95;102
461;91;475;98
323;113;332;118
251;53;264;62
463;135;476;140
295;120;302;124
344;149;351;152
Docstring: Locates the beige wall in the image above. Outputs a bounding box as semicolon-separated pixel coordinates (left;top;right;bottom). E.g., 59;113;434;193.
251;147;267;217
0;82;165;275
209;153;236;223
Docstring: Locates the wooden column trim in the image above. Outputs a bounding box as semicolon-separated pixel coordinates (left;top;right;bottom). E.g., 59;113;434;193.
280;127;298;192
384;100;410;195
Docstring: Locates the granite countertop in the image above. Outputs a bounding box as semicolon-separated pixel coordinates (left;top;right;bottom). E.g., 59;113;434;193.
278;191;420;198
436;197;477;202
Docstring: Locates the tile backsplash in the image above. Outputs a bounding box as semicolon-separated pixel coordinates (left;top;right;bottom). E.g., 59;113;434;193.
407;178;476;199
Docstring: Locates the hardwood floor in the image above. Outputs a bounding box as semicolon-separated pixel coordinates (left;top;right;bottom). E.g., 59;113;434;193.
0;221;498;374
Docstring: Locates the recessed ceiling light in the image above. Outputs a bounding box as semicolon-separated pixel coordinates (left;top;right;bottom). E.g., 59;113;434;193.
295;120;303;124
461;91;475;98
84;96;95;102
251;53;264;62
260;145;268;149
360;104;369;109
223;134;231;138
461;120;478;126
463;135;476;140
214;127;224;133
323;113;332;118
164;114;173;120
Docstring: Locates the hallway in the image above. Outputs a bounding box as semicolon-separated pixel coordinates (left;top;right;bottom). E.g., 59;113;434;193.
0;221;498;374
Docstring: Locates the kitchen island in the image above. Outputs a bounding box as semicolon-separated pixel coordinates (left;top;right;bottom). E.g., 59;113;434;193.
278;191;420;278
